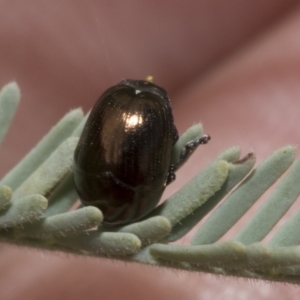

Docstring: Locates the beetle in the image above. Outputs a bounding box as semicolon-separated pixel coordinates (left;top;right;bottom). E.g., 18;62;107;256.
74;79;210;226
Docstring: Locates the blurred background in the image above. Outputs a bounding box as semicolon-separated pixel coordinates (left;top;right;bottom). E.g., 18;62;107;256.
1;0;300;299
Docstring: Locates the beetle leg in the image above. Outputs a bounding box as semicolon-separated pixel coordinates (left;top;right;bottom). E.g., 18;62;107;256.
166;135;210;186
172;126;179;145
172;134;211;173
166;166;176;185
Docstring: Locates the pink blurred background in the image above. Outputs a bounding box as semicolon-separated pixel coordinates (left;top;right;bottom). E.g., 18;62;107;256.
1;0;300;299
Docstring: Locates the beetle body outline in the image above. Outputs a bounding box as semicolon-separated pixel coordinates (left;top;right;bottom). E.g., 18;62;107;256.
74;80;210;226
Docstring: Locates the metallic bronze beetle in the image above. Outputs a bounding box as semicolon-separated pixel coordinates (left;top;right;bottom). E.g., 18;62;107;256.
74;79;210;226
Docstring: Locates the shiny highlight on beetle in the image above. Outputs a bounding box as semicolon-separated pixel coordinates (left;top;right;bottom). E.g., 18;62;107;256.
123;113;143;131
